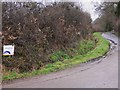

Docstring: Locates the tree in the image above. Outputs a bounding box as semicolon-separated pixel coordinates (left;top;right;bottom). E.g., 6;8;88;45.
93;2;117;32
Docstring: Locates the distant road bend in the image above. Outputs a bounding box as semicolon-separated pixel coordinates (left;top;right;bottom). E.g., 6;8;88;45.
3;32;118;88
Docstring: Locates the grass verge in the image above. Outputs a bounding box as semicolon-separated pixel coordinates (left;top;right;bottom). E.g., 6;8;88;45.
3;32;110;81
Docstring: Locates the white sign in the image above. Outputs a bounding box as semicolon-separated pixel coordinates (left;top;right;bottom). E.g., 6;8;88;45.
3;45;15;56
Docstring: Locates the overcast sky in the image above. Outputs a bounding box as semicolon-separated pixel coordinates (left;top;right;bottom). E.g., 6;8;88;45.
80;0;100;21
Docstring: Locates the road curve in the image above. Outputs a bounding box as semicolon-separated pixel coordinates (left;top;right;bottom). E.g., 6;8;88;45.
3;32;118;88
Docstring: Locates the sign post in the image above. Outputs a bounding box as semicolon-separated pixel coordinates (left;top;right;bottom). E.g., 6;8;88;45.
3;45;15;56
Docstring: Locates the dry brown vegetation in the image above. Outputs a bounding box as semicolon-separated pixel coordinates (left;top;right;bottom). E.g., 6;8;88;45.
2;2;93;73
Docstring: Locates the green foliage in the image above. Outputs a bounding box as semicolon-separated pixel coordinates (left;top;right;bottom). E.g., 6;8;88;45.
77;40;95;55
49;51;70;62
49;39;95;63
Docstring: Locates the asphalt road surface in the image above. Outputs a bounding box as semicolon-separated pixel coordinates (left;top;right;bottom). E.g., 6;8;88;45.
3;32;118;88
